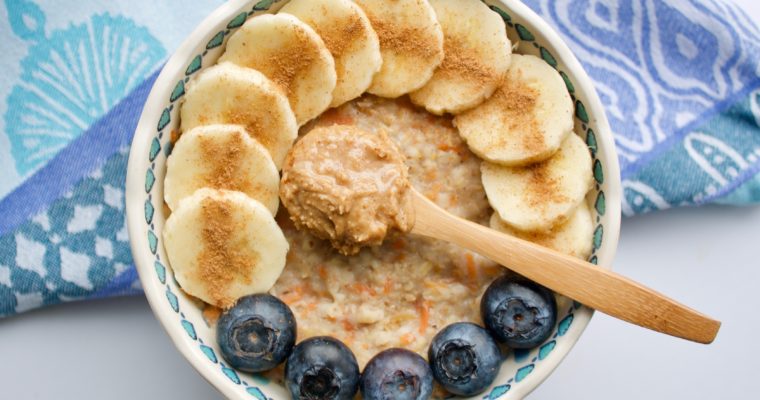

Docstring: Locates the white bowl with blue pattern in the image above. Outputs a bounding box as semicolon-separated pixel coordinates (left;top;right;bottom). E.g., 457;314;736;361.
125;0;622;398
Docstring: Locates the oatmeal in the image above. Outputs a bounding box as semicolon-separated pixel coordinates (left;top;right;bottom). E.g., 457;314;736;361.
280;125;414;255
271;96;503;367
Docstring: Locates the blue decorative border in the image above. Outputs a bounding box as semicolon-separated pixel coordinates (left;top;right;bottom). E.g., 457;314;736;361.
142;1;607;399
144;1;282;398
482;4;606;398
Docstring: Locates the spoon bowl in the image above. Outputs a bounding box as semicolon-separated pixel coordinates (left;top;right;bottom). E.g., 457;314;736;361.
127;0;630;398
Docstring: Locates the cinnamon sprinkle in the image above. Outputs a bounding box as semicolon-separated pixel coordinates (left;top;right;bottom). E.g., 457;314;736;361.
268;26;316;98
438;38;495;87
371;19;441;59
312;12;365;81
197;197;258;308
493;76;544;154
526;161;567;208
319;13;365;57
199;131;250;194
222;97;265;142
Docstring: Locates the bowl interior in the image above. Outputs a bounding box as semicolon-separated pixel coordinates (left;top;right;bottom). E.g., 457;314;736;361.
126;0;622;398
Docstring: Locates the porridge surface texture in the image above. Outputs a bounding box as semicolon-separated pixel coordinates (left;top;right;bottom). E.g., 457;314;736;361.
271;95;502;368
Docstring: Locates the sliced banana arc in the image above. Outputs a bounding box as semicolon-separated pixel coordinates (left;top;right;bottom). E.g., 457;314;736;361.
482;133;593;232
179;63;297;169
455;54;574;166
280;0;382;108
353;0;444;98
219;13;337;126
490;202;594;260
164;125;280;215
409;0;511;115
163;188;289;309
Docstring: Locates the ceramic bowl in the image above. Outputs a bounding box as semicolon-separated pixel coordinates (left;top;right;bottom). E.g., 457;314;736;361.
125;0;622;398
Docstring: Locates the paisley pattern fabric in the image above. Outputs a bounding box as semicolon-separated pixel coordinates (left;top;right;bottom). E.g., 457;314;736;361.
522;0;760;214
0;0;758;316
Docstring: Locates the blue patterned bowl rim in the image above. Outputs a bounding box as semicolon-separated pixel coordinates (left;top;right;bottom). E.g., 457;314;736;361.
125;0;623;398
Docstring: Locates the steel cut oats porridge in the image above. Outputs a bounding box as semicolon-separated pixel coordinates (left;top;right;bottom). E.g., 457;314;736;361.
270;95;505;367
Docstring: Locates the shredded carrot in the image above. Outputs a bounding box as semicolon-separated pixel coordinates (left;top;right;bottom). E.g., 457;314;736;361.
319;108;354;125
350;282;377;296
305;302;318;312
348;283;360;295
437;142;466;157
367;285;377;296
465;253;477;284
280;283;309;304
280;291;302;304
317;264;328;281
383;278;393;294
401;332;415;345
342;319;355;332
280;294;300;304
437;143;455;152
417;298;430;334
326;315;337;322
170;129;181;144
202;305;222;326
424;183;444;203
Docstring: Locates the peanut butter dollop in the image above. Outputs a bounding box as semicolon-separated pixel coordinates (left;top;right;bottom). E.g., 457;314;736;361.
280;125;414;255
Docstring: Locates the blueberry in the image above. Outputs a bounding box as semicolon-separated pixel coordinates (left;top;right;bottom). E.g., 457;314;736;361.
428;322;501;396
285;336;360;400
361;348;433;400
216;294;296;373
480;276;557;349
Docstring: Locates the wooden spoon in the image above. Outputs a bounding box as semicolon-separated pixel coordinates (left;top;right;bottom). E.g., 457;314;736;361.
409;189;721;344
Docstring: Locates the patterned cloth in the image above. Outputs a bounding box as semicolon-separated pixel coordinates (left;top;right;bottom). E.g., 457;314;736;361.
0;0;758;317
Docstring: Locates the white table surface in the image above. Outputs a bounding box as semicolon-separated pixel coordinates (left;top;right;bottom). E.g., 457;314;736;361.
2;1;759;399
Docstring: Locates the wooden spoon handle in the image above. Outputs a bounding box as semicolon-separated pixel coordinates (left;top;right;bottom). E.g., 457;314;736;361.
410;190;720;344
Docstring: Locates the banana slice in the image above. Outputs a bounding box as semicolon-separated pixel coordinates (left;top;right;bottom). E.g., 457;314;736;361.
490;202;594;260
280;0;381;108
179;63;297;169
409;0;511;115
219;13;336;126
455;54;574;166
164;125;280;214
353;0;444;98
163;188;289;309
481;133;593;232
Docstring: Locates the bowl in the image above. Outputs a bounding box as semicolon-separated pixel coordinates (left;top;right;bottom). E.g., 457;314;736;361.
125;0;622;398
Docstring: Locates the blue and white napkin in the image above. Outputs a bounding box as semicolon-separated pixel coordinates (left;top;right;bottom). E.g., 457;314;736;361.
1;0;758;317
